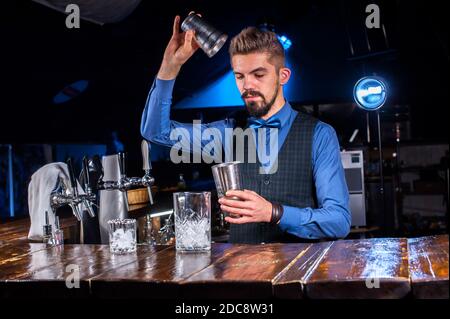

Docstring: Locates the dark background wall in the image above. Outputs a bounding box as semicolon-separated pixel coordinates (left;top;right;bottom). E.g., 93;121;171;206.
1;0;448;146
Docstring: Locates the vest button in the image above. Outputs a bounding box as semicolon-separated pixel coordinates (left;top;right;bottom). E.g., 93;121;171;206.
264;179;270;185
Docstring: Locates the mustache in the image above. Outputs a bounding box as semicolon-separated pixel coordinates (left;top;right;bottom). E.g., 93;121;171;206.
241;90;264;99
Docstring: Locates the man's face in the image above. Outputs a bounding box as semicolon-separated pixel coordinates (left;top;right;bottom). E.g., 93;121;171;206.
232;52;280;118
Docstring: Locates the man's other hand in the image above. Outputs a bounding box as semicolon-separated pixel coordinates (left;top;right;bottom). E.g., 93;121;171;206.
219;189;273;224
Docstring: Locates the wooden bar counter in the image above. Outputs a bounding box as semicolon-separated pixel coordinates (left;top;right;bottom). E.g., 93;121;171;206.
0;231;448;299
408;235;449;299
303;238;410;299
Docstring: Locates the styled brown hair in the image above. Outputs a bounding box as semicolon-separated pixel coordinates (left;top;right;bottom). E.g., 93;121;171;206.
229;27;285;69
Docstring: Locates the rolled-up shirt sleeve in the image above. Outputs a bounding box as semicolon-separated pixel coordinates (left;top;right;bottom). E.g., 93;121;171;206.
278;122;351;239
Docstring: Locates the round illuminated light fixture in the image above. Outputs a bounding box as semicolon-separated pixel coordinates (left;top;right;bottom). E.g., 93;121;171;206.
353;76;387;111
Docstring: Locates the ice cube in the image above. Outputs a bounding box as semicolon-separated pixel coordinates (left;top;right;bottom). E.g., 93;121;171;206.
112;229;125;242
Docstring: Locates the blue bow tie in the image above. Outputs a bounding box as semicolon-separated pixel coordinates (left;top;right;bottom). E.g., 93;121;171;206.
247;117;282;129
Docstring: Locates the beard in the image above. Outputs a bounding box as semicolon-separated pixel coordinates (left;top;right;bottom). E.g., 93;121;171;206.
242;82;279;118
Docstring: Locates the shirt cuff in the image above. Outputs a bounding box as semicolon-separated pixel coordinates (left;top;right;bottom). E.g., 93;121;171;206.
154;78;176;100
278;205;308;232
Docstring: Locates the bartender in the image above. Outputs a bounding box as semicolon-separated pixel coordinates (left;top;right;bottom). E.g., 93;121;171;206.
141;14;351;243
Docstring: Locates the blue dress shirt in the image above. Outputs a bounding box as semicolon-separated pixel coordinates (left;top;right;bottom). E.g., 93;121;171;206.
141;78;351;239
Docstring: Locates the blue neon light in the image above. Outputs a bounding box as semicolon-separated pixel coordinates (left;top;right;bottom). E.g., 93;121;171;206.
278;35;292;50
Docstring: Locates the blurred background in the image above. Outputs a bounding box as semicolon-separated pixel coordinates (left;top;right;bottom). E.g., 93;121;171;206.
0;0;448;238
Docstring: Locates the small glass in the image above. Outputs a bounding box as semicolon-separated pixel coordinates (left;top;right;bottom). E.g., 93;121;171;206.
53;229;64;246
173;192;211;252
108;218;137;254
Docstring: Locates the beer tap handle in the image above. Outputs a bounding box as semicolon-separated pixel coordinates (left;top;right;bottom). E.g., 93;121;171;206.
80;156;96;217
66;157;79;197
141;140;154;205
118;152;126;178
141;140;152;171
82;156;91;193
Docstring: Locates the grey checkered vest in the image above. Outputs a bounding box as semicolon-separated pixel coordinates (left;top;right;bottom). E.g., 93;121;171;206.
229;111;318;243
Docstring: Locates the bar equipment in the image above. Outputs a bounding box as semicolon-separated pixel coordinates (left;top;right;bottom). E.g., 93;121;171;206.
181;13;228;58
108;218;137;254
50;158;96;222
212;161;243;218
173;192;211;251
211;161;243;200
49;140;156;244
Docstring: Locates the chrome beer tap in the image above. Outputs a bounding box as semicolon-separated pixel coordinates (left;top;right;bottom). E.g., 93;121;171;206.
81;156;96;218
141;140;154;205
97;141;155;203
67;157;82;220
50;158;96;221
